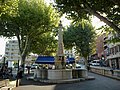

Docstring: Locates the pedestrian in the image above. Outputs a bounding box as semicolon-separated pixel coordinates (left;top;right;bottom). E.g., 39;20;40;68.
17;67;23;79
87;64;90;71
26;66;31;74
16;67;23;86
110;69;114;75
1;65;8;79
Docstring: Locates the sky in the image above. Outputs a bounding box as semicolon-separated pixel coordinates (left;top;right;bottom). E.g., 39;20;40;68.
0;38;8;56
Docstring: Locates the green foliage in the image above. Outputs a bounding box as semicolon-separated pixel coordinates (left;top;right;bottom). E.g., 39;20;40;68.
63;26;75;49
31;32;57;56
0;0;60;66
55;0;120;33
63;20;96;58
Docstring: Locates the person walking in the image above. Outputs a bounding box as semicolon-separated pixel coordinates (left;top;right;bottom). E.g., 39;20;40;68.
16;67;23;86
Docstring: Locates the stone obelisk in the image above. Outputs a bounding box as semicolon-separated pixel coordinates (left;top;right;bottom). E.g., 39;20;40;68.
55;21;65;69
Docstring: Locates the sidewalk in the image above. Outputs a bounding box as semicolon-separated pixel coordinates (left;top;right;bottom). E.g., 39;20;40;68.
90;66;120;80
0;79;17;90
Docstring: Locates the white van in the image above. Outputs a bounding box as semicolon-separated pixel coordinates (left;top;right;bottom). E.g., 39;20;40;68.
91;60;100;66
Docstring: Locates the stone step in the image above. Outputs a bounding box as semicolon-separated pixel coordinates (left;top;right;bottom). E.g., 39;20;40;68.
27;76;95;84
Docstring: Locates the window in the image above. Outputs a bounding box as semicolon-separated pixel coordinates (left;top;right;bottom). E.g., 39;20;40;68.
12;41;15;43
113;47;115;55
5;52;9;54
116;46;118;52
115;46;118;54
6;44;9;47
6;48;9;50
111;47;114;55
118;45;120;52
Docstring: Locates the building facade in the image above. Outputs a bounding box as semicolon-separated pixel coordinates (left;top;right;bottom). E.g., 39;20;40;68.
90;32;120;69
96;34;106;59
5;40;20;61
106;33;120;69
4;40;36;67
4;40;20;67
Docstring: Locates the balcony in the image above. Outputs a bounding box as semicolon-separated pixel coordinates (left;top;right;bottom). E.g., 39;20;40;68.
107;52;120;59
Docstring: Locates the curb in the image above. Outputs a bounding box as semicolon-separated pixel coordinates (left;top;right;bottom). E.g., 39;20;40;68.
105;75;120;80
91;71;120;81
27;76;95;84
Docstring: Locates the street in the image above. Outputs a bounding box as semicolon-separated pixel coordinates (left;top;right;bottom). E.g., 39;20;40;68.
15;72;120;90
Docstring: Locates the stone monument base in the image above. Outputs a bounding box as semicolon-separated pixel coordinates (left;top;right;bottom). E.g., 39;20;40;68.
48;69;72;80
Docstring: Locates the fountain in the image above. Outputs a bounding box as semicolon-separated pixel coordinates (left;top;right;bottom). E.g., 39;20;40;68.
48;21;72;80
32;21;90;83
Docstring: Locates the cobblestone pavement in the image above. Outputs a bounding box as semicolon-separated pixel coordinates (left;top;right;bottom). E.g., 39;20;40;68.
15;73;120;90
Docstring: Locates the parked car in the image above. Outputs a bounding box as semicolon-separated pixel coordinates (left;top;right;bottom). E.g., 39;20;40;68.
76;63;81;68
91;60;100;66
31;64;38;69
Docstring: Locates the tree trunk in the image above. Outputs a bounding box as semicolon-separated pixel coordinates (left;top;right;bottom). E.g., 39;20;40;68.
84;3;120;34
110;0;120;6
84;57;88;70
21;54;27;74
16;34;30;74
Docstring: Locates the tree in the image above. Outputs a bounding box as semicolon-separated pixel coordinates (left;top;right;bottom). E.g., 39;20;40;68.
55;0;120;34
63;20;96;68
0;0;59;70
31;32;58;56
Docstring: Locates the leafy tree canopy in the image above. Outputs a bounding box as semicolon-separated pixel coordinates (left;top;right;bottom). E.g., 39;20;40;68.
55;0;120;33
0;0;60;67
63;20;96;58
31;32;57;56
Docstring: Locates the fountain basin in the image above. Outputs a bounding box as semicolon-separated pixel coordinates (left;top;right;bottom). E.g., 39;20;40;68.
48;69;72;80
34;68;87;80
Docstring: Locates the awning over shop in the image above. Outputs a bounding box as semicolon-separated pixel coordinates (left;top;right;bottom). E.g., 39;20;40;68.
35;56;55;64
66;57;75;64
35;56;75;64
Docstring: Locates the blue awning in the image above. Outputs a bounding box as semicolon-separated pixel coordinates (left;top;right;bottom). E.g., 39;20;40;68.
66;58;75;64
35;56;55;64
35;56;75;64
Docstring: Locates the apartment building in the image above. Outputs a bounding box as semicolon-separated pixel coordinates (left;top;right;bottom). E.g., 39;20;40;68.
96;34;105;59
4;40;36;67
4;40;20;67
106;33;120;69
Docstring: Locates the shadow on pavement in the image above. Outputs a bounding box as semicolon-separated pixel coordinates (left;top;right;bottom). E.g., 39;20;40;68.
20;77;56;86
